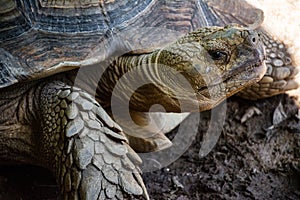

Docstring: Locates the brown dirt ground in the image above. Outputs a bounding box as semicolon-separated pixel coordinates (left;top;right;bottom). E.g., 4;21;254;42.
0;93;299;200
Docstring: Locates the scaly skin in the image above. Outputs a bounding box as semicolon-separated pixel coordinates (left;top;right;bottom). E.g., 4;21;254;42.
0;78;149;199
0;26;265;199
39;81;148;199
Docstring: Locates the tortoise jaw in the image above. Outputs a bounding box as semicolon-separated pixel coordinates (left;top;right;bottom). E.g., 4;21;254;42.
224;59;267;85
196;59;266;92
194;60;266;104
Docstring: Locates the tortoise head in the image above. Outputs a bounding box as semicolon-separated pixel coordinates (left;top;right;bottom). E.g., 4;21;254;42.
98;25;266;114
139;25;267;112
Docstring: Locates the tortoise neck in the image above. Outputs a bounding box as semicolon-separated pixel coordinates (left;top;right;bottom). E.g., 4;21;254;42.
96;51;182;113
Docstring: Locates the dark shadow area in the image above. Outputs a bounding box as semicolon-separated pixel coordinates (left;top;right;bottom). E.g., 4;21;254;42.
0;165;60;200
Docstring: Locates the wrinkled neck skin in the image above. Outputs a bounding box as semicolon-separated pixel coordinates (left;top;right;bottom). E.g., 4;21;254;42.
99;51;188;113
75;26;266;127
77;43;224;115
73;42;226;128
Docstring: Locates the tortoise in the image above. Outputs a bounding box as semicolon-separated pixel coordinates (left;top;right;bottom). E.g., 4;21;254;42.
0;0;299;199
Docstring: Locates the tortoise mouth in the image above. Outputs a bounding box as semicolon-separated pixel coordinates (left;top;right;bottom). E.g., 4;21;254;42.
156;60;266;113
197;59;266;93
224;59;266;84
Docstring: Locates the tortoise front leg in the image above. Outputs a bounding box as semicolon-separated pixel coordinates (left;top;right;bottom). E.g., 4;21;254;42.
38;81;148;199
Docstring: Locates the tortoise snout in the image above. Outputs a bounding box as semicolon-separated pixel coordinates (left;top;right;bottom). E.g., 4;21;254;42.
244;30;266;61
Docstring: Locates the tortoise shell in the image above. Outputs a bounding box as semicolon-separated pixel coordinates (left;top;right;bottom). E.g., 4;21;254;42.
0;0;263;89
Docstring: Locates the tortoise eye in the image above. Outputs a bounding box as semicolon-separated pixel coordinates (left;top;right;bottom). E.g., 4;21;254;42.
208;51;227;61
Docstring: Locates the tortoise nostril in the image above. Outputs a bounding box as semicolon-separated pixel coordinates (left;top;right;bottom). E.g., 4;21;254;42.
248;33;260;46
